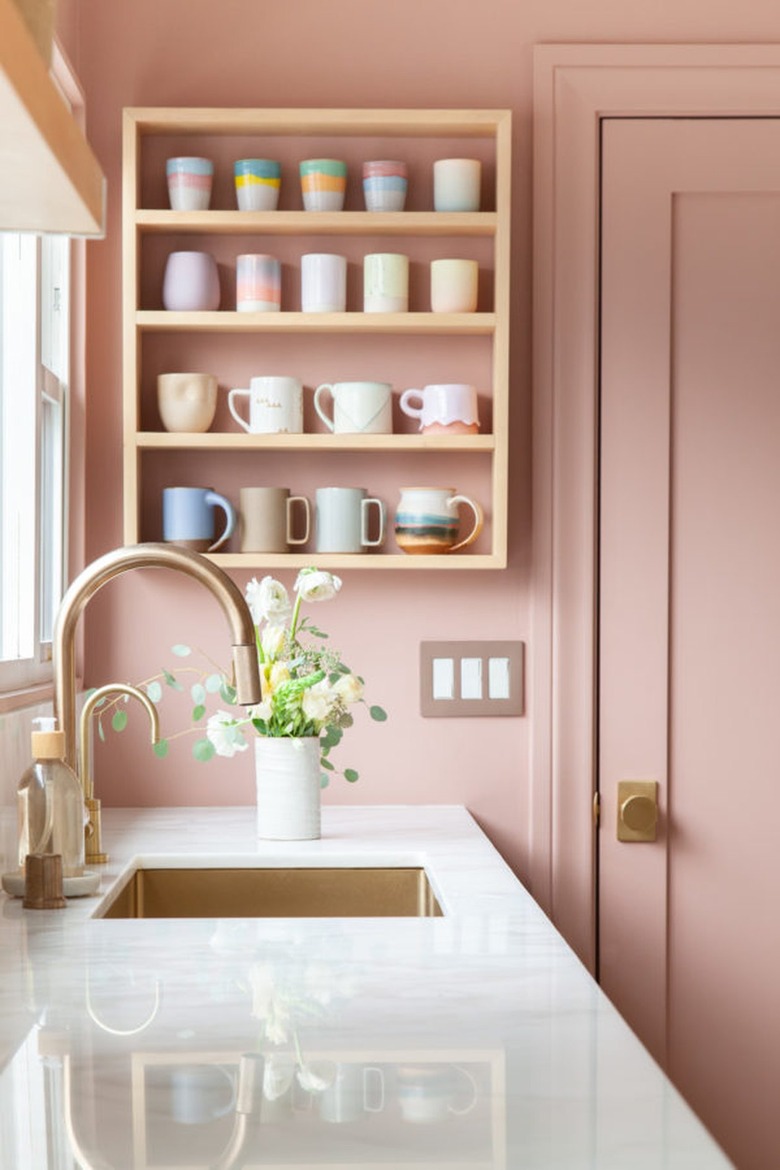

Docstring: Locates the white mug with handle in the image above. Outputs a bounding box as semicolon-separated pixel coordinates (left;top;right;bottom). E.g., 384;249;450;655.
313;381;393;434
228;376;303;434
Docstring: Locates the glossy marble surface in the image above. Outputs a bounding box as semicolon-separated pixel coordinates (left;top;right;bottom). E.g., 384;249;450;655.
0;805;733;1168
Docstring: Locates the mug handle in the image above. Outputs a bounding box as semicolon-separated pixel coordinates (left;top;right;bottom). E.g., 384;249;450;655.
362;1065;385;1113
448;1065;479;1116
447;494;484;553
399;388;425;425
205;491;236;552
361;497;386;548
286;495;311;546
227;388;251;432
313;383;336;431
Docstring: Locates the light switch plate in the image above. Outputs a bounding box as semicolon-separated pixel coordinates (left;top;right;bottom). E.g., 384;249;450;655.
420;641;524;717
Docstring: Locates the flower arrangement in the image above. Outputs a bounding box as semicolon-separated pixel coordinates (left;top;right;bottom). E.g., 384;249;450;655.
102;568;386;784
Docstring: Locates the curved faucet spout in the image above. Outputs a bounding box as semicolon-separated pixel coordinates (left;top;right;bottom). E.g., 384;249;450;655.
54;543;262;772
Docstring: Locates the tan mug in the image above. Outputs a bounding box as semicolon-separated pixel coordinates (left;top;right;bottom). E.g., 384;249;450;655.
239;487;310;553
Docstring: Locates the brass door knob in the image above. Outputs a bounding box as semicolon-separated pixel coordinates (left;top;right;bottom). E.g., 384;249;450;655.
617;780;659;842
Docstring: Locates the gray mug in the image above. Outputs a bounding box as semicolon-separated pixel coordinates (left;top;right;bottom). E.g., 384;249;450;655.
315;487;385;553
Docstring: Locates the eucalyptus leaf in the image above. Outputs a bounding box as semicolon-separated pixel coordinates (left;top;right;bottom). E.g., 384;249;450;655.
163;669;184;692
344;768;359;783
320;773;330;789
320;757;335;771
219;682;237;704
205;673;224;693
192;704;206;722
171;644;192;657
191;683;206;705
146;681;163;703
193;738;216;762
369;705;388;722
153;739;169;759
97;721;106;743
111;709;128;733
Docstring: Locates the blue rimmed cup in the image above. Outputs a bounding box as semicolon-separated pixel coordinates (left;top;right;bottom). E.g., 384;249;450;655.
166;157;214;211
299;159;348;212
234;159;282;212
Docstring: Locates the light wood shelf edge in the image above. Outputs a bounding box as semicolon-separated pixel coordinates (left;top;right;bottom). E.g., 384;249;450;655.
0;0;104;234
135;310;496;335
124;106;511;137
135;209;498;236
134;432;495;452
209;552;506;571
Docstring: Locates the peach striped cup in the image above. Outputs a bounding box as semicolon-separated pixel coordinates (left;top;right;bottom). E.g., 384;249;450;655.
236;254;281;312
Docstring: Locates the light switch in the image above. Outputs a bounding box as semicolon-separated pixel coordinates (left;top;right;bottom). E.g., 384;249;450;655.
431;657;455;700
420;641;524;717
488;657;510;700
460;657;483;700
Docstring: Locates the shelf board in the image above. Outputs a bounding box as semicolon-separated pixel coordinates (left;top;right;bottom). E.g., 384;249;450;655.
135;209;497;236
0;0;105;234
126;107;511;138
208;552;505;571
136;310;496;335
134;432;495;452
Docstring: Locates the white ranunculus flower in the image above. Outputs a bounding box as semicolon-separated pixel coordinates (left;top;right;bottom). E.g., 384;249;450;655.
261;621;286;658
296;1062;333;1093
248;698;273;723
246;575;290;625
301;678;337;724
206;710;249;757
294;569;342;603
333;673;363;704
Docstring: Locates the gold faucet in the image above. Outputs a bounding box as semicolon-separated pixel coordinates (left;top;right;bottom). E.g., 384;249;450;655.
54;543;262;774
78;683;161;863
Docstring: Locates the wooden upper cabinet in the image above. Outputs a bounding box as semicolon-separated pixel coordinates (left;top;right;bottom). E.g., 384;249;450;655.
122;107;511;570
0;0;104;235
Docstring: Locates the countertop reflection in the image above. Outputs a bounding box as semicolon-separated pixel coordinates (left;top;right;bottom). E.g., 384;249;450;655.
0;805;733;1168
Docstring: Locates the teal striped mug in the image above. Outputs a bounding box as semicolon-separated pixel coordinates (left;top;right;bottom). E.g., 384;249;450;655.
394;486;483;555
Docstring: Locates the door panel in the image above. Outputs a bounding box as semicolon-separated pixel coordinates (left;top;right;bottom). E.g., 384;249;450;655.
600;118;780;1170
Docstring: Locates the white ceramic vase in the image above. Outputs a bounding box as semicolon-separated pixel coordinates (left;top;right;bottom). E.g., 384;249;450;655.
254;736;321;841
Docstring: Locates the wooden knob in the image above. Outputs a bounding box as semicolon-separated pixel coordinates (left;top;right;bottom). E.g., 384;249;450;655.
23;853;66;910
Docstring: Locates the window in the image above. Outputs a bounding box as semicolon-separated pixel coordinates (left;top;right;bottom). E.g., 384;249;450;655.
0;231;70;690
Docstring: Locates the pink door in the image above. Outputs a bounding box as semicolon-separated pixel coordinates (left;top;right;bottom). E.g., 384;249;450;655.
599;117;780;1170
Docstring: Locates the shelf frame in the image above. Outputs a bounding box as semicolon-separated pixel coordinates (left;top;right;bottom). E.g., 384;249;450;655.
122;107;511;569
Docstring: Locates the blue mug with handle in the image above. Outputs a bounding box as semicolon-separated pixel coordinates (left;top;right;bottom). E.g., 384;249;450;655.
162;486;236;552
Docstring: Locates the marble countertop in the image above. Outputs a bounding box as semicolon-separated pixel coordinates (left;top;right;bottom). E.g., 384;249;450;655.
0;805;733;1169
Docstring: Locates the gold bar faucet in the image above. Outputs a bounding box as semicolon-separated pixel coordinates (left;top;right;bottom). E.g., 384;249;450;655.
54;543;262;774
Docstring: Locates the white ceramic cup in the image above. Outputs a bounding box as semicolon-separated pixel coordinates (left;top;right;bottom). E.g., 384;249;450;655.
239;486;310;553
363;252;409;313
399;383;479;435
315;487;386;553
157;373;218;433
314;381;393;434
301;253;347;312
430;258;479;313
228;376;303;434
433;158;481;212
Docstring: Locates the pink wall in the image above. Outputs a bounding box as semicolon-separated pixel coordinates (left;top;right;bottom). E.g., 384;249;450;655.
68;0;780;886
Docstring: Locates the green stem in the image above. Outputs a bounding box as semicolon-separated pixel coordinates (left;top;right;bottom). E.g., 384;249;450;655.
289;591;303;642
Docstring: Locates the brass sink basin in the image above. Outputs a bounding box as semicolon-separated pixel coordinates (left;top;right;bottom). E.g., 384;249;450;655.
96;865;443;919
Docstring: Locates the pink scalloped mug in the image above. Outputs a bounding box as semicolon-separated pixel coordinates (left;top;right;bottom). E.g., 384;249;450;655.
399;383;479;435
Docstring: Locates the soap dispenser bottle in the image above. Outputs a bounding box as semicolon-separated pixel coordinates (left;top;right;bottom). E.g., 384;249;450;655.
18;718;85;878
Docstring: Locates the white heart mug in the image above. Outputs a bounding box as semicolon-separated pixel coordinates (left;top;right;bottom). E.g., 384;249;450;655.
314;381;393;434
